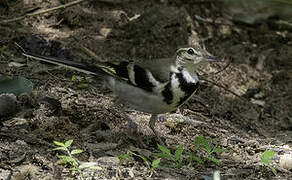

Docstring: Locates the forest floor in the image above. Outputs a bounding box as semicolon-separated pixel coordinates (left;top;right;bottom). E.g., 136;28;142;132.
0;0;292;179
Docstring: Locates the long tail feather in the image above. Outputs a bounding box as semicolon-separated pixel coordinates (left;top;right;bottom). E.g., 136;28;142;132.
22;52;109;76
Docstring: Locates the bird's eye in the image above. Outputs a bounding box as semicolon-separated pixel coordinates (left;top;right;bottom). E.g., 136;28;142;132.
187;48;195;55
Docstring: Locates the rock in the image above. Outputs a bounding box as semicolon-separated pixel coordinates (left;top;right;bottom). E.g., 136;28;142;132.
279;154;292;170
97;156;120;167
0;93;19;119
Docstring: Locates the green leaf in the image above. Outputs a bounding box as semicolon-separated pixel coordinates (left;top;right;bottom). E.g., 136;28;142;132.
56;159;68;165
175;118;184;123
72;75;78;82
157;144;171;156
186;153;194;166
195;135;212;154
194;135;205;149
77;83;88;89
262;150;275;159
64;140;73;148
196;139;209;152
0;76;33;96
270;166;277;175
261;150;275;165
151;158;161;169
71;75;84;82
128;151;149;165
153;152;172;159
212;147;227;153
0;45;11;56
207;156;221;164
71;149;83;155
177;159;183;169
119;153;132;162
192;155;203;164
203;139;212;153
70;167;80;171
59;155;78;166
54;141;65;147
174;145;184;161
0;45;7;52
59;155;73;161
53;147;67;151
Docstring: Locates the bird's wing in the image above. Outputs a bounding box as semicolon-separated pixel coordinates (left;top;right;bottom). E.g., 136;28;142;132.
133;57;175;82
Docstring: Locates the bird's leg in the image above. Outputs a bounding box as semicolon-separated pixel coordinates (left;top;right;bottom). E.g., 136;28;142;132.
149;114;165;145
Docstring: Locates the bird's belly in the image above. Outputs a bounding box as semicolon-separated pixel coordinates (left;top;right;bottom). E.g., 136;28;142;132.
105;77;178;114
105;75;199;114
118;89;177;114
130;85;197;114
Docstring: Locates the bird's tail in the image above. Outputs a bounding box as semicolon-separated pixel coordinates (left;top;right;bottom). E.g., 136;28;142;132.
22;52;117;77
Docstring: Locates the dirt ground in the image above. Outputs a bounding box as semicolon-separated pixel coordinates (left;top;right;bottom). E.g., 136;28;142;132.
0;0;292;179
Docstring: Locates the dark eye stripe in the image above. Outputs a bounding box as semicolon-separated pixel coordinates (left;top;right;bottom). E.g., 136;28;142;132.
185;58;193;61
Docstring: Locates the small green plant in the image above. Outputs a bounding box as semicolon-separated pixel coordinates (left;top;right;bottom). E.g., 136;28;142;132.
191;135;226;164
53;140;101;179
167;117;185;123
0;45;11;56
71;75;88;89
119;150;153;169
153;144;184;169
120;145;183;170
119;150;162;178
119;150;164;170
151;158;161;169
119;135;225;172
261;150;276;175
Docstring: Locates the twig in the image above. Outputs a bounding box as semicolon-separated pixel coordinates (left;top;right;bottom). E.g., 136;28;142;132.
213;60;231;75
194;14;232;26
202;79;261;110
198;60;231;77
0;0;87;24
79;45;106;62
204;78;262;113
14;42;26;53
201;78;244;100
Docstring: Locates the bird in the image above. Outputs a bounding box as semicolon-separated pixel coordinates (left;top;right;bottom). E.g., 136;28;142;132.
22;46;220;144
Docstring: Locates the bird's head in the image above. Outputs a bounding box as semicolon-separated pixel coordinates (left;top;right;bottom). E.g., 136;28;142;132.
176;46;220;67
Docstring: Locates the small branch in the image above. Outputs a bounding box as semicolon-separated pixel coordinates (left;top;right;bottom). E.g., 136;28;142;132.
194;14;232;26
198;59;231;77
201;78;244;100
213;60;231;75
202;78;262;111
79;45;106;62
0;0;87;24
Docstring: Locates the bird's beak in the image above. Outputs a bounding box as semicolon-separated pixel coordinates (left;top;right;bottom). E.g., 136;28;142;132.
203;55;221;62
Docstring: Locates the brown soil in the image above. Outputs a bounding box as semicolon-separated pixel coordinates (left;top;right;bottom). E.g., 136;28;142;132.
0;0;292;179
